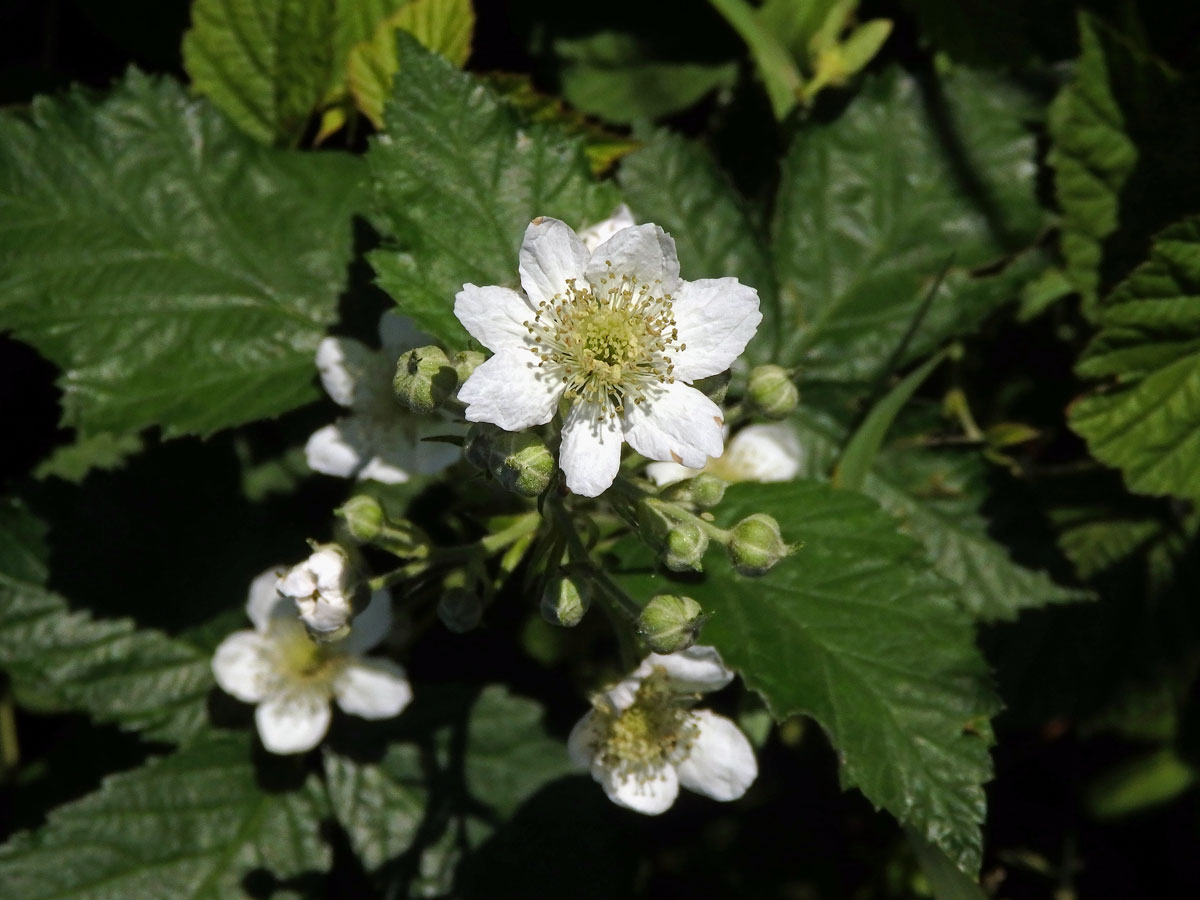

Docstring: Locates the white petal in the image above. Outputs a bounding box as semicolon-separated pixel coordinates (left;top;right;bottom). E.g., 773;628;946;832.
245;567;289;631
675;710;757;802
560;401;624;497
255;689;332;754
601;676;644;713
316;337;378;409
577;204;637;252
361;417;462;484
296;594;353;636
567;710;604;769
518;217;590;305
599;762;680;815
718;424;802;483
357;456;412;485
377;311;432;357
212;631;279;703
644;460;703;487
305;422;366;479
333;658;413;719
343;589;393;655
454;284;536;353
669;278;762;381
637;645;734;693
278;565;317;601
622;381;724;469
586;224;680;294
308;548;349;593
458;349;561;431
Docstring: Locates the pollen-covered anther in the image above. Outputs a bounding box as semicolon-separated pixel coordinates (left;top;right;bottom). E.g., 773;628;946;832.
594;670;698;782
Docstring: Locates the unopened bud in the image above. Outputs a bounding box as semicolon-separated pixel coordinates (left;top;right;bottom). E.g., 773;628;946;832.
727;513;789;576
747;365;798;419
438;587;482;633
453;350;486;384
663;472;727;509
541;574;591;627
337;495;384;542
664;521;709;572
637;594;705;654
494;432;554;497
394;345;456;413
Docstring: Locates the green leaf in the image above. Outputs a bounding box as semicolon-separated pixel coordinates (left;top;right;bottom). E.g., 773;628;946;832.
772;66;1045;380
907;830;988;900
1070;216;1200;502
617;131;779;363
463;686;573;819
0;71;363;439
616;480;998;874
323;745;427;871
347;0;476;128
1085;748;1196;819
0;502;212;743
0;732;330;899
33;433;145;483
709;0;805;119
367;34;618;348
182;0;336;145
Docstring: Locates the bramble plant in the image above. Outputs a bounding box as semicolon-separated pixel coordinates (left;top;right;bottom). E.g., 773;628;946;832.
2;1;1200;898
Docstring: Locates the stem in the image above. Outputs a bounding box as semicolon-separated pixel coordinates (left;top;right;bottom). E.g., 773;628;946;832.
0;680;18;779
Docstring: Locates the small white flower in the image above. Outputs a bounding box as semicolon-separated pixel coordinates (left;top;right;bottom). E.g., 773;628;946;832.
646;423;803;487
278;546;355;637
306;311;461;484
568;645;757;814
577;204;637;252
454;217;762;497
212;568;412;755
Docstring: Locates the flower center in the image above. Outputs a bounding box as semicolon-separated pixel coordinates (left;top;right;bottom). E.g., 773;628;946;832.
271;619;345;686
524;268;683;418
595;670;697;780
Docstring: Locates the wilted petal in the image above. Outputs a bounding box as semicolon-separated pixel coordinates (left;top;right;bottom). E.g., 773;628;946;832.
334;658;413;719
454;284;536;353
600;762;680;815
567;710;604;769
560;401;623;497
586;224;680;295
675;710;757;801
458;349;561;431
622;381;724;470
670;278;762;381
305;422;367;479
519;217;590;306
255;688;332;754
212;631;278;703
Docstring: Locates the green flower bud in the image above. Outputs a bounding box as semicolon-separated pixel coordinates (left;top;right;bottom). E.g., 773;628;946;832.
727;513;790;576
494;432;555;498
453;350;486;384
637;594;705;654
663;472;728;509
438;587;482;633
337;495;384;542
747;365;799;419
394;345;457;414
663;521;709;572
540;574;591;627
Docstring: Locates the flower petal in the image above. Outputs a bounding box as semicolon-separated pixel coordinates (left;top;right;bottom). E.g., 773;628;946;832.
599;763;680;815
586;223;680;294
458;349;561;431
333;658;413;719
577;204;637;252
255;689;332;754
622;381;724;469
305;422;366;479
669;278;762;381
357;455;412;485
245;567;289;632
567;710;604;769
675;710;757;802
601;676;644;713
316;337;379;409
560;401;624;497
637;644;734;693
454;284;536;353
717;423;802;483
518;217;590;305
377;311;433;357
343;589;393;655
212;631;278;703
644;460;702;487
308;548;349;594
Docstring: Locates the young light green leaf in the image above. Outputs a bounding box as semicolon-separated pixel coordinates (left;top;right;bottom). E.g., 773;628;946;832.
1070;216;1200;502
616;480;998;874
182;0;336;145
772;67;1045;380
0;71;363;440
709;0;805;119
367;33;618;348
323;745;428;871
34;433;145;483
0;733;330;899
617;131;779;362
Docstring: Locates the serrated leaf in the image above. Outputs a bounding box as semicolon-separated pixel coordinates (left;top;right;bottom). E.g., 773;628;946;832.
348;0;475;128
182;0;335;145
34;433;144;483
0;501;212;742
616;480;997;874
772;66;1045;380
0;732;330;899
367;34;618;348
617;131;779;363
323;745;427;871
463;686;573;819
1070;216;1200;502
0;71;363;439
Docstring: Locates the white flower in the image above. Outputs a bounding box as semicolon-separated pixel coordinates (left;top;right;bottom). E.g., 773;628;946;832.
454;217;762;497
577;204;637;252
306;311;461;484
212;568;412;755
646;423;803;487
277;546;355;637
568;645;757;814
